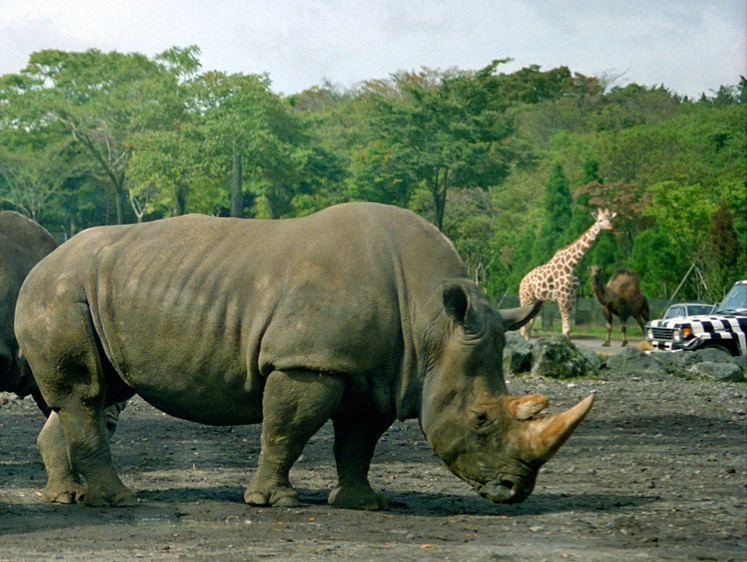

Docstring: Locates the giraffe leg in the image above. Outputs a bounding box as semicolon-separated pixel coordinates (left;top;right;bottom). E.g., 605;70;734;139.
559;302;572;336
520;316;536;341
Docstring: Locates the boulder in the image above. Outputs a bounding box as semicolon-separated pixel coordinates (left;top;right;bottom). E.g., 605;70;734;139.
503;333;534;375
530;335;599;379
691;347;744;369
604;347;670;378
686;362;745;383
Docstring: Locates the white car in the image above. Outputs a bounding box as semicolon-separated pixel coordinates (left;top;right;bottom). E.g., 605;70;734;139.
646;281;747;357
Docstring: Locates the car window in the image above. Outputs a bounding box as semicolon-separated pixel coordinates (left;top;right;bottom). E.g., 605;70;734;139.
664;306;683;319
687;305;713;316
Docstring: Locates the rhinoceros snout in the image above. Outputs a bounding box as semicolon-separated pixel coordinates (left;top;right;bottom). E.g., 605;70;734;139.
477;478;528;504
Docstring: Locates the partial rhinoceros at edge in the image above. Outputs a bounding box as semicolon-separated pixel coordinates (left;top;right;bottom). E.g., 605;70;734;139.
15;202;593;509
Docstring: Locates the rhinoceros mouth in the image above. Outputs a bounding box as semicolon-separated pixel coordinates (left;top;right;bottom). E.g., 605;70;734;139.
476;479;520;504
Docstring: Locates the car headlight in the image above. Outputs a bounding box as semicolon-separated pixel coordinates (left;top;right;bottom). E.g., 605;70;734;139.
673;327;692;342
646;328;654;340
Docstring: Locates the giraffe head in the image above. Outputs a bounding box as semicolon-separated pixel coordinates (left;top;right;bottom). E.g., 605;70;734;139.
591;208;616;231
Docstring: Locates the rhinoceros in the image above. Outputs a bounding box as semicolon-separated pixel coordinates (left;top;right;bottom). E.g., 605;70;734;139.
15;202;593;509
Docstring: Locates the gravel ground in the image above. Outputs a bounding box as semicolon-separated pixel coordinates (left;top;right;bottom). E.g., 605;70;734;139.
1;340;745;561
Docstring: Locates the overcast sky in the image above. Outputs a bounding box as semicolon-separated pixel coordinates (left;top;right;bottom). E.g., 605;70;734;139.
1;0;745;98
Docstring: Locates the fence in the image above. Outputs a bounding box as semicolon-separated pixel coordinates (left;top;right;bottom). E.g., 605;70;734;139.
493;296;683;332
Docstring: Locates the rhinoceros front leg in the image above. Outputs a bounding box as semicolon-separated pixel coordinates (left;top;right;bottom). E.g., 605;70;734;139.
328;411;390;510
245;369;345;507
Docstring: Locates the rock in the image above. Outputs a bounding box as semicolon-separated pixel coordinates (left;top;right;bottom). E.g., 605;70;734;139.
646;351;693;373
503;333;534;375
604;347;670;378
686;362;745;383
692;347;739;364
530;335;599;379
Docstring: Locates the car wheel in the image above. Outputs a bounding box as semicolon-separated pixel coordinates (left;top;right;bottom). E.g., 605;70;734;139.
702;343;733;356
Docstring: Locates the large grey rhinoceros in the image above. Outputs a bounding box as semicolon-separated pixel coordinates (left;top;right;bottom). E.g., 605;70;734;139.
15;202;593;509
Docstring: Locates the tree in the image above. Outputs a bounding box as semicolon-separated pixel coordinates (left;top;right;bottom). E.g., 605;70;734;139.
0;47;201;224
370;61;514;229
531;162;572;264
0;130;84;221
193;71;307;218
704;200;740;297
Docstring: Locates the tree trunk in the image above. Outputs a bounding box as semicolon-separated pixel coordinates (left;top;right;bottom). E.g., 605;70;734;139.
230;145;243;218
114;185;126;225
430;169;448;231
173;185;186;216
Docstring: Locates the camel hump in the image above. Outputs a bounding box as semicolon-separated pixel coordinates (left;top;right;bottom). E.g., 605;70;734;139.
612;267;638;280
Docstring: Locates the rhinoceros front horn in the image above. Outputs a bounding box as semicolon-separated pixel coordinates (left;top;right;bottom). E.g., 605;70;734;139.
525;394;595;463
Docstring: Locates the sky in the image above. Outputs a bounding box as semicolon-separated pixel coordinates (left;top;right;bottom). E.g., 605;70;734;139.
1;0;745;98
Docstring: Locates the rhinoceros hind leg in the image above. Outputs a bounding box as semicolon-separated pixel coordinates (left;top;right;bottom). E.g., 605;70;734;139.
245;369;345;507
37;412;86;504
55;402;135;507
328;410;390;510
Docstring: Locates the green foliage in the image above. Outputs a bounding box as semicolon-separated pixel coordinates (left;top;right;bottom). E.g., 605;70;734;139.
367;61;515;229
0;47;743;299
530;162;573;264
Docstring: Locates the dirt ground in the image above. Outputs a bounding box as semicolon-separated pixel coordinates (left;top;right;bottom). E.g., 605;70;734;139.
1;337;745;561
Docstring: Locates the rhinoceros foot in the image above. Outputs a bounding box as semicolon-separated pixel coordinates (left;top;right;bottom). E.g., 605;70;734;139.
41;479;86;504
82;483;136;507
328;485;387;511
244;485;301;507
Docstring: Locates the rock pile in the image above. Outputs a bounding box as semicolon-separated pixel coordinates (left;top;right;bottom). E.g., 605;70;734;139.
504;334;745;383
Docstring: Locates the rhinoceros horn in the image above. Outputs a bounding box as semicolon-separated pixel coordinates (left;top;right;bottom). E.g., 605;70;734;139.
499;300;543;331
518;393;595;463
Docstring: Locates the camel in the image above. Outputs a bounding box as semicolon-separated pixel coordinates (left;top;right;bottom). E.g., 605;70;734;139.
589;265;650;347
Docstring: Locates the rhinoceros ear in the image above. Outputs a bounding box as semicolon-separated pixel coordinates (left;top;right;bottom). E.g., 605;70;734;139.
443;282;484;334
499;300;543;332
443;283;469;324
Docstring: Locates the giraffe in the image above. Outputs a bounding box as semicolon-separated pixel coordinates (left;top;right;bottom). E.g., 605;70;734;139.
519;208;617;340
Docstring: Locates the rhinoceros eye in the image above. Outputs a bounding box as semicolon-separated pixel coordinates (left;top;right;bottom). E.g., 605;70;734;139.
472;410;489;426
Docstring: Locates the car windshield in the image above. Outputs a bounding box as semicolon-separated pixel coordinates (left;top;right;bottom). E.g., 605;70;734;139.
714;284;747;313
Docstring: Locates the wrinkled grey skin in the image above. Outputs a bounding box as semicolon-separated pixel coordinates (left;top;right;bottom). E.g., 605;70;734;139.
16;202;593;509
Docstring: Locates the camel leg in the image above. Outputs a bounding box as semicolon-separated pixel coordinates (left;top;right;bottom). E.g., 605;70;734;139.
602;309;612;347
620;321;628;347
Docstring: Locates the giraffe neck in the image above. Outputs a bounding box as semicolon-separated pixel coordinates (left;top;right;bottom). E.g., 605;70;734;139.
553;223;602;270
